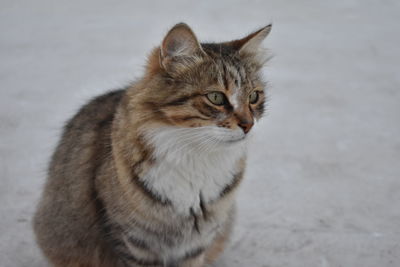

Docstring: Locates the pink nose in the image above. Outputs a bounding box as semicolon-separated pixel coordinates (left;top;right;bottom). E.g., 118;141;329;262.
238;120;253;134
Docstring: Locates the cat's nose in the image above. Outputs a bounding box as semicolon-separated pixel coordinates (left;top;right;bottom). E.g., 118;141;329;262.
238;120;254;134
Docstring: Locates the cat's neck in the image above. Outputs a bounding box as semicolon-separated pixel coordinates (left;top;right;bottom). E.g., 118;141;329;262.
140;126;247;215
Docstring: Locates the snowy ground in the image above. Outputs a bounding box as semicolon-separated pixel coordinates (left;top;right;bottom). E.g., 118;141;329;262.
1;0;400;266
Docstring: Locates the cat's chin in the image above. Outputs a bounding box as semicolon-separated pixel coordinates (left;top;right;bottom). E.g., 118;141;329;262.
208;129;249;148
223;129;254;143
217;135;250;149
224;136;246;144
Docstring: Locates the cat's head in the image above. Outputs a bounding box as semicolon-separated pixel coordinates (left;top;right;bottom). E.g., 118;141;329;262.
134;23;271;149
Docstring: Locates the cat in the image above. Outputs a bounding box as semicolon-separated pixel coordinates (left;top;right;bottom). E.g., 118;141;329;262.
33;22;271;267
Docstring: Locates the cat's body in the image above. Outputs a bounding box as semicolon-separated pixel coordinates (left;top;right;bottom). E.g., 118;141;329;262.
33;23;271;267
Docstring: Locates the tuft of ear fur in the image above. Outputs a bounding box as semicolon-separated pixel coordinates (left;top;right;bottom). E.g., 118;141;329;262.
158;23;206;76
230;24;272;65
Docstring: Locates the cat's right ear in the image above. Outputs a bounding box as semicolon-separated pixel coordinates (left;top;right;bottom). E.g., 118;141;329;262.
159;23;205;72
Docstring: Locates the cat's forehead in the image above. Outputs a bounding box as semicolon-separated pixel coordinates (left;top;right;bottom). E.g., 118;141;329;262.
203;45;258;87
213;58;256;93
178;42;263;95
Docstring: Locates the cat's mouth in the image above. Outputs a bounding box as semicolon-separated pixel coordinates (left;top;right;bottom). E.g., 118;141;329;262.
224;135;247;144
217;129;251;144
224;129;255;144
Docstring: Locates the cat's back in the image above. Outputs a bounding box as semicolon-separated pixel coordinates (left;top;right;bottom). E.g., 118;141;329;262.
33;89;125;265
51;89;124;168
48;89;125;181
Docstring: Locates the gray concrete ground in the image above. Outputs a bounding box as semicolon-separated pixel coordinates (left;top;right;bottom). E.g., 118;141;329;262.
1;0;400;266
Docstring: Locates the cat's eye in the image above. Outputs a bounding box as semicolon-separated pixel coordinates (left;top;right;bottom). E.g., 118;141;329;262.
249;91;259;104
206;92;226;105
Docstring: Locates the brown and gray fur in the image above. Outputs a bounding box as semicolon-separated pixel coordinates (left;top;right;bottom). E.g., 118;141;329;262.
33;23;271;267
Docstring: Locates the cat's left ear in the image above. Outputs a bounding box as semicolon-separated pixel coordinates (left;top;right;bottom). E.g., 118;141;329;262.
231;24;272;57
159;23;205;71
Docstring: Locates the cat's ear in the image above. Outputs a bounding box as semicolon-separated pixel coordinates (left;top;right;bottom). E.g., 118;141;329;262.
231;24;272;58
159;23;205;70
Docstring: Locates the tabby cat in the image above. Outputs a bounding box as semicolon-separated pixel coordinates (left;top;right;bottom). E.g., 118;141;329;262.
33;23;271;267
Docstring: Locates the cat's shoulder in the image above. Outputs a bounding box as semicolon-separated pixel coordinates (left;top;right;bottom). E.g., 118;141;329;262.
64;89;126;132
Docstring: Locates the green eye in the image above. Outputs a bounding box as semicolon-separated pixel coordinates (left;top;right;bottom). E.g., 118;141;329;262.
249;91;259;104
206;92;226;105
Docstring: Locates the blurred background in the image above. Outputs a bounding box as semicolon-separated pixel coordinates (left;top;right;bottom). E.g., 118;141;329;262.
1;0;399;266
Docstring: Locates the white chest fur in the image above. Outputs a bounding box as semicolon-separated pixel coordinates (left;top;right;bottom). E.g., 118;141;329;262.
141;126;247;215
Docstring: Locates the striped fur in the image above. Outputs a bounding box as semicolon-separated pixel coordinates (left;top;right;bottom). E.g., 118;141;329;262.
33;23;271;267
